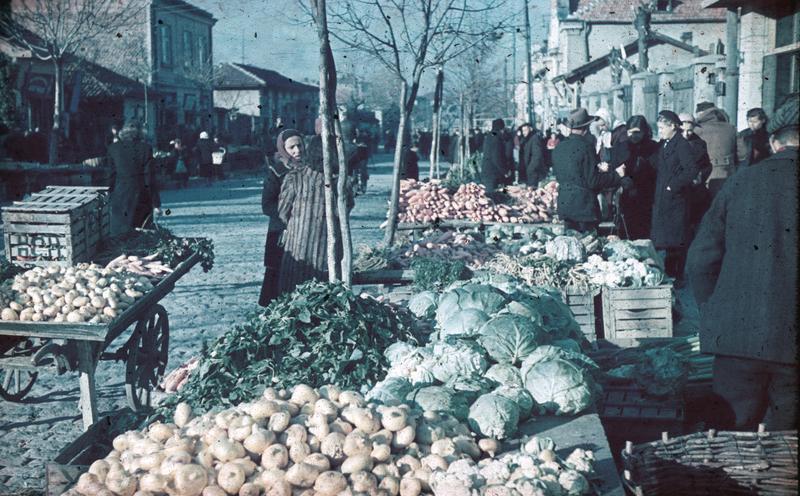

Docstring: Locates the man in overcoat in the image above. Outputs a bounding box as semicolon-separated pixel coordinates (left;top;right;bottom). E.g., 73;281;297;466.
480;119;510;191
649;110;701;282
693;102;737;198
552;108;624;232
686;121;798;431
519;123;546;188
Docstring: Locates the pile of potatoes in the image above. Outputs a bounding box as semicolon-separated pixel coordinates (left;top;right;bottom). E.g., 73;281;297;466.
0;262;152;324
63;384;501;496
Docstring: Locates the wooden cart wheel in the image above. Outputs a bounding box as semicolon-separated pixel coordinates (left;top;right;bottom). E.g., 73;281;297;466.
125;304;169;411
0;338;39;402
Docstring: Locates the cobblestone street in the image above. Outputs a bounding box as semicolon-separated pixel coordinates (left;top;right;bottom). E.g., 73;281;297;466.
0;154;399;492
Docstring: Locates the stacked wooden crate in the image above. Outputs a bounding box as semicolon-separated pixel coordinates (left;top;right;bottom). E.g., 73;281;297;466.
2;186;110;266
562;286;601;342
601;285;673;343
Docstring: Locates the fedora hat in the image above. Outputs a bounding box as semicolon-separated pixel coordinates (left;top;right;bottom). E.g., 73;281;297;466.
567;108;598;129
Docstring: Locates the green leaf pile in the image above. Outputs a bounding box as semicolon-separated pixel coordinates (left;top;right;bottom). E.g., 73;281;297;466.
160;281;416;414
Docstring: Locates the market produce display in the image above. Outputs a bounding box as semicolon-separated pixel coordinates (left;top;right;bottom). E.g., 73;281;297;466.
159;282;419;413
63;383;597;496
395;180;558;224
372;283;600;440
106;254;174;281
95;226;216;273
0;263;153;324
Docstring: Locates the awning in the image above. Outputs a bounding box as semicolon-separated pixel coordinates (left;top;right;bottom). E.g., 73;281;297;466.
702;0;795;17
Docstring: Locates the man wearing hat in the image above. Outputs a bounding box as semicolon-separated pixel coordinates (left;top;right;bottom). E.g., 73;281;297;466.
693;102;738;198
687;99;798;431
649;110;701;282
552;108;625;232
480;118;511;191
518;122;546;188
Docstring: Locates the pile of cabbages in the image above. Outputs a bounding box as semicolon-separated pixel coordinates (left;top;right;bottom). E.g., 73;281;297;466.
370;282;601;441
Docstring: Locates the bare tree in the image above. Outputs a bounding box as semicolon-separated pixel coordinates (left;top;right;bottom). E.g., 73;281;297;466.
329;0;508;245
1;0;145;163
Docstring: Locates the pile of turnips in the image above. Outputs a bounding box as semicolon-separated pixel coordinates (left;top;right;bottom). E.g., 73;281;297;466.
63;383;596;496
0;263;152;324
396;180;558;225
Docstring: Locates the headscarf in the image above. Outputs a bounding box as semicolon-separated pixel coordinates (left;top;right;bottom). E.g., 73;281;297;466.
276;129;304;165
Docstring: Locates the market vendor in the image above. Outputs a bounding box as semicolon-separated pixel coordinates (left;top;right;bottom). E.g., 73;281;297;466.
259;129;303;306
686;108;798;431
108;120;160;236
552;108;625;233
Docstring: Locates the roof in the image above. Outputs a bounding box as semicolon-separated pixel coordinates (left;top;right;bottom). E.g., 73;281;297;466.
71;57;148;99
156;0;216;23
703;0;797;17
215;63;317;93
571;0;726;22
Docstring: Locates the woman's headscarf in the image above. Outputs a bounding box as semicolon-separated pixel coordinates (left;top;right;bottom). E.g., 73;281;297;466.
276;129;304;165
625;115;652;141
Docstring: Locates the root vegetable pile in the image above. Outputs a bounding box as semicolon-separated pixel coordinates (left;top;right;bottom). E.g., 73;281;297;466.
64;384;596;496
397;181;557;225
402;232;500;268
106;254;174;281
0;263;152;324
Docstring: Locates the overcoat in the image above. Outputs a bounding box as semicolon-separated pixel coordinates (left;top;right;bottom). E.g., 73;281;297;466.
649;134;700;249
693;109;737;181
611;138;658;240
551;133;620;223
108;138;159;236
480;132;508;191
687;148;798;364
259;159;290;306
520;133;546;187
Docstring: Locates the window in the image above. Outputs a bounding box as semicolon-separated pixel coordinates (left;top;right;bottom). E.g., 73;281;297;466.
197;35;207;66
182;31;194;68
656;0;673;12
159;24;172;67
775;12;800;48
775;51;799;101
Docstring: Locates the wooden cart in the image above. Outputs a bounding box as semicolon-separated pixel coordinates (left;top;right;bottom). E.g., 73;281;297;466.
0;252;202;430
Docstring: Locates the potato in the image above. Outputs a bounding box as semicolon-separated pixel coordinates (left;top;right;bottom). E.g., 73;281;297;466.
395;455;420;476
238;483;261;496
147;422;174;442
218;461;246;494
261;444;289;470
343;430;373;458
337;391;365;407
243;427;276;455
247;400;282;421
268;412;291;433
430;439;456;458
329;419;354;436
174;464;208;496
340;454;373;474
371;443;391;463
291;384;320;406
174;402;193;429
211;438;245;463
285;462;321;488
139;473;168;493
313;399;339;420
314;471;348;496
1;308;19;321
260;469;291;496
380;408;408;432
399;477;422;496
420;454;448;472
320;432;346;464
285;424;308;445
289;442;311;463
351;471;378;493
88;459;110;483
105;472;137;496
391;426;415;450
318;385;341;402
304;453;331;472
379;476;400;496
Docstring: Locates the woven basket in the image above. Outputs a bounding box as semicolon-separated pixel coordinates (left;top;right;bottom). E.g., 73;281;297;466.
622;425;798;495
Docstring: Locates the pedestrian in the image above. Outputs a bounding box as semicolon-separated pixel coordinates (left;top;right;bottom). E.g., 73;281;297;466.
679;113;713;238
276;130;352;295
693;102;737;198
170;138;190;188
593;108;614;161
194;131;214;183
736;107;771;167
552;108;625;233
649;110;701;283
610;115;658;240
686;119;798;431
213;136;226;180
259;129;303;306
518;123;546;188
610;119;628;146
402;143;420;181
107;120;160;236
480;119;510;191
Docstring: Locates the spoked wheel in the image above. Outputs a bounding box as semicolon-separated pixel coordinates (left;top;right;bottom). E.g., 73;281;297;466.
125;304;169;411
0;338;39;402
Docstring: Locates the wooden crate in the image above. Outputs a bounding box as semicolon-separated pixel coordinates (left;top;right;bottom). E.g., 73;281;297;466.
2;186;109;266
600;384;685;446
562;286;601;341
601;285;673;342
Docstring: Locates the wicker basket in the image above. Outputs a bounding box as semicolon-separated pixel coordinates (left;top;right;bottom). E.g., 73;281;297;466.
622;425;798;495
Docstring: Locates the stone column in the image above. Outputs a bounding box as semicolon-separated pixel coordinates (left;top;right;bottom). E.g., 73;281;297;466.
611;84;626;122
632;72;659;125
692;55;725;113
658;71;675;112
737;11;769;129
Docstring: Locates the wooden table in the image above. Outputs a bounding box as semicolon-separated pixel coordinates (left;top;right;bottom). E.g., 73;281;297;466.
0;252;202;430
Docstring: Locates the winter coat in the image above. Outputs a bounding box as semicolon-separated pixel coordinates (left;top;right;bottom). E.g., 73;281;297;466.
736;127;771;167
520;133;546;187
402;149;420;181
693;108;737;181
649;134;701;249
195;138;214;177
611;138;659;240
108;138;159;236
552;133;621;223
687;148;798;364
480;131;509;191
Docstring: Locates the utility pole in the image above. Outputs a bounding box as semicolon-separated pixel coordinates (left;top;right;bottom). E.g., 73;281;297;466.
503;57;509;118
523;0;534;126
724;8;740;126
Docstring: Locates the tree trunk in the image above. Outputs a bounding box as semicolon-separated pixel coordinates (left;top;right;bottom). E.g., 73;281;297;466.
459;92;466;176
313;0;340;281
523;0;535;125
383;81;408;247
334;118;352;286
49;58;64;164
429;67;444;180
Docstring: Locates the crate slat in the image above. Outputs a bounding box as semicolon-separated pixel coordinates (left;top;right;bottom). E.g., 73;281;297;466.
613;307;671;319
602;284;673;343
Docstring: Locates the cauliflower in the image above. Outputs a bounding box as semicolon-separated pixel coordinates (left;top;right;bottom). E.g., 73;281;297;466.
564;449;595;475
430;459;485;496
558;470;590;495
511;478;551;496
478;459;512;485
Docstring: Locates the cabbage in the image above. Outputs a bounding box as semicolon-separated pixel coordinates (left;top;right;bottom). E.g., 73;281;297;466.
552;338;582;353
435;284;508;327
478;314;549;365
520;345;599;377
384;342;417;365
545;236;587;262
408;291;438;319
509;289;581;341
385;347;437;385
439;309;490;339
468;271;524;294
522;358;596;415
493;385;536;419
429;340;489;383
366;377;413;405
444;373;497;403
467;393;520;439
407;386;470;420
484;363;523;387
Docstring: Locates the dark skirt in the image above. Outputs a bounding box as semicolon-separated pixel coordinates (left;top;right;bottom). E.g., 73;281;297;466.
259;230;284;307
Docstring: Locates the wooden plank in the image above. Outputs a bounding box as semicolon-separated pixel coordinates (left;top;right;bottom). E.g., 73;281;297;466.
0;322;108;341
46;463;84;496
613;308;671;320
76;342;98;430
604;286;671;299
613;319;671;331
0;355;37;370
2;211;73;224
353;269;416;284
610;298;671;310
